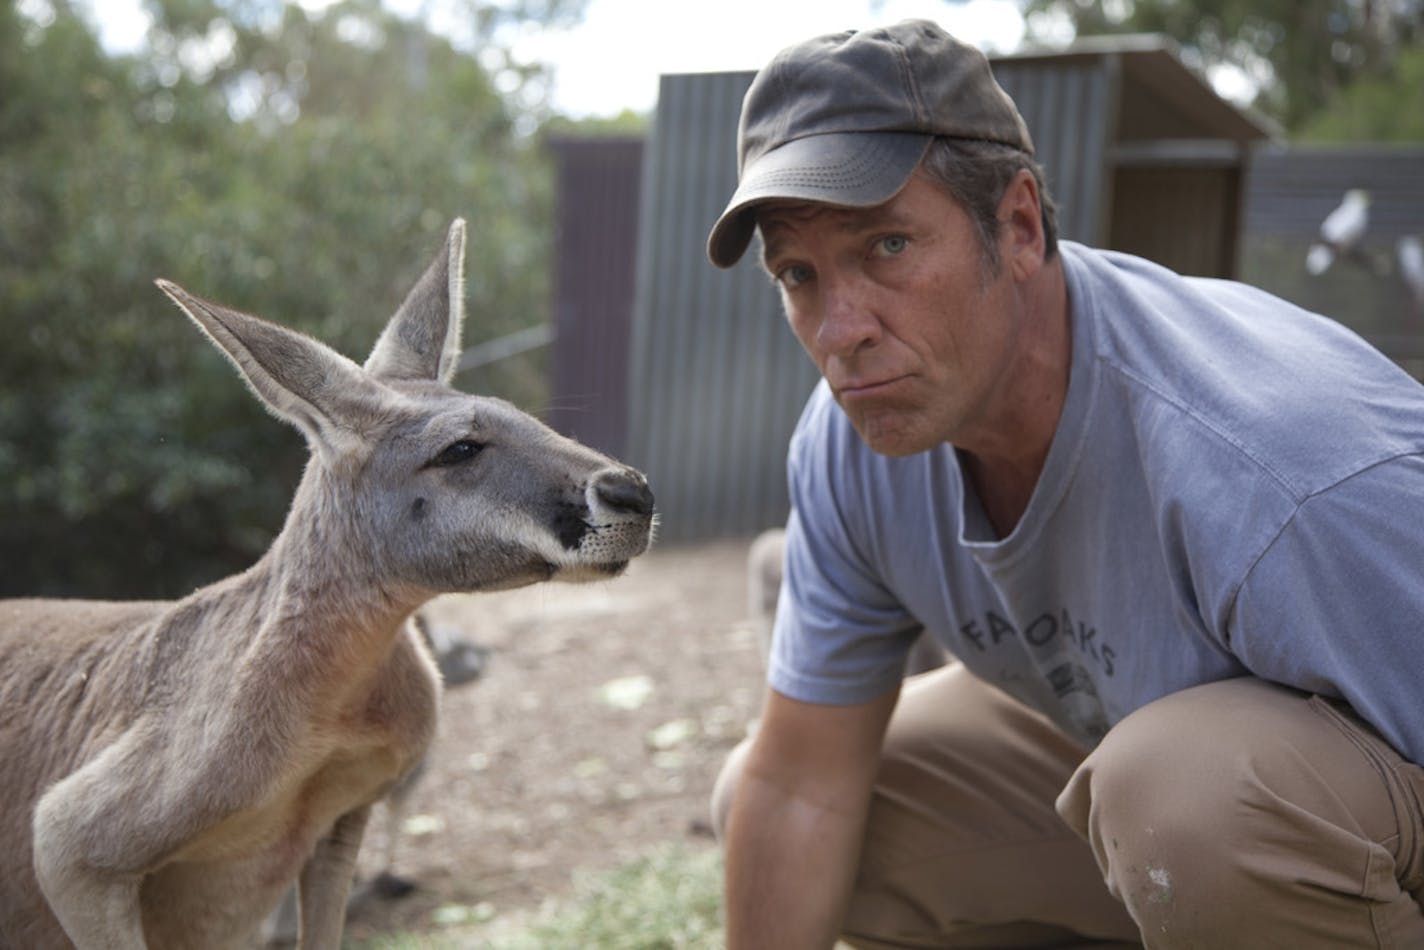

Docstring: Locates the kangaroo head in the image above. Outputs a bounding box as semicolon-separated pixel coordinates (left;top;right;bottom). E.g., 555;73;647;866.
156;220;654;597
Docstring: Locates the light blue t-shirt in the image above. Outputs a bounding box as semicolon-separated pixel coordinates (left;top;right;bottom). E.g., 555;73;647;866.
774;241;1424;762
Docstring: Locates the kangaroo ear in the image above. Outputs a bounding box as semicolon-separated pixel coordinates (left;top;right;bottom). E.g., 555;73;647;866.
157;280;378;458
364;219;466;384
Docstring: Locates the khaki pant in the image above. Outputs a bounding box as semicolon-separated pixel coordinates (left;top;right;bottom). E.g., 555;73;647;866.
712;664;1424;948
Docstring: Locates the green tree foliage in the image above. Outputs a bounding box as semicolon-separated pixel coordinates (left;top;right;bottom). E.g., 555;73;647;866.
541;107;647;138
1297;43;1424;141
0;0;586;598
1023;0;1423;132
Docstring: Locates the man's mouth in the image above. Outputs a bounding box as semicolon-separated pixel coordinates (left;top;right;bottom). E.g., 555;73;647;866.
836;374;909;400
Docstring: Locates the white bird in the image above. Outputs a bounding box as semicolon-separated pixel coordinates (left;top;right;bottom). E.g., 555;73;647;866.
1306;189;1371;276
1398;235;1424;312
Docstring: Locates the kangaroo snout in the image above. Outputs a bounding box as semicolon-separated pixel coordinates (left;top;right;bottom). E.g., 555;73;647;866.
590;467;655;517
538;465;655;577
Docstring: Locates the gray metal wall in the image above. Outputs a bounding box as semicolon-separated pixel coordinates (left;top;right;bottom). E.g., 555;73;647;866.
1239;144;1424;367
992;57;1115;246
547;137;644;457
625;71;818;544
1244;145;1424;239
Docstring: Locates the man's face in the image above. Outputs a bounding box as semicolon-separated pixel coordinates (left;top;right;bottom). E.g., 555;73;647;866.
759;170;1025;457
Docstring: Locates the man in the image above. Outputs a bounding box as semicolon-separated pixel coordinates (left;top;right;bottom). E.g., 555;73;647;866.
705;19;1424;949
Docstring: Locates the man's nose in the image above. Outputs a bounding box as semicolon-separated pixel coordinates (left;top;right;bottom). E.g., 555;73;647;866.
817;280;880;358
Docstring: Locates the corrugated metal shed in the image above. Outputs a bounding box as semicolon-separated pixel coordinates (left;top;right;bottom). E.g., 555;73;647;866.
546;136;644;457
618;36;1275;544
625;72;821;542
994;35;1275;277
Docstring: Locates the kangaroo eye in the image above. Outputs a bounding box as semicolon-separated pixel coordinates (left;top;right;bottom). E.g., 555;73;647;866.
431;440;484;467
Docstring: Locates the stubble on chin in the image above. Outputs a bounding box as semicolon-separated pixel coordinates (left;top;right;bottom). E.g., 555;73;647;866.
844;403;940;458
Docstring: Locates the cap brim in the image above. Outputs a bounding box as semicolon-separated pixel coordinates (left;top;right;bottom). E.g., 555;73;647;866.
707;131;932;268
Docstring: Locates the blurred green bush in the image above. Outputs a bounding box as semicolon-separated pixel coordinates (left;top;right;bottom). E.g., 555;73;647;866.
1;1;571;597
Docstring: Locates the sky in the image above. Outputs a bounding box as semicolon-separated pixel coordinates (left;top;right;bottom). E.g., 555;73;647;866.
516;0;1031;117
80;0;1033;119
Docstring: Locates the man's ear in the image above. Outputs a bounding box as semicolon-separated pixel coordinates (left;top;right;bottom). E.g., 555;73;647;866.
999;170;1046;281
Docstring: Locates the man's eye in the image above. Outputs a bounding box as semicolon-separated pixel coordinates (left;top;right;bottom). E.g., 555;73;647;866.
777;264;813;288
876;234;909;256
431;440;484;467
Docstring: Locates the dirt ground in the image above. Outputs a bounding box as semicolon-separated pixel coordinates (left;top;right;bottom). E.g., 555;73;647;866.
341;537;768;941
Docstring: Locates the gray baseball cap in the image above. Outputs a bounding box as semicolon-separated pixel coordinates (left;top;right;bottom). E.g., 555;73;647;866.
707;19;1033;268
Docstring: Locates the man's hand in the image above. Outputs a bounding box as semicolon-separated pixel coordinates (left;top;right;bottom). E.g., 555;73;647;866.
723;683;900;949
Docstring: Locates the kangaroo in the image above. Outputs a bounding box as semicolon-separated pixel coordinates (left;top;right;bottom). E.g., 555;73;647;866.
0;219;655;949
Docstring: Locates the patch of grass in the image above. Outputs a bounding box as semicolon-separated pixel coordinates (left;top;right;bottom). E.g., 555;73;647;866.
488;843;724;950
346;936;444;950
346;842;725;949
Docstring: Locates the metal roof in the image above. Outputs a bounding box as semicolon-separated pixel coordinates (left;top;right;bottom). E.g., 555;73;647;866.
1000;34;1279;143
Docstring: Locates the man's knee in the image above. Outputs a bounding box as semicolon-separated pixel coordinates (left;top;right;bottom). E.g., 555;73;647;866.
1058;677;1419;943
1059;678;1388;840
1056;685;1252;933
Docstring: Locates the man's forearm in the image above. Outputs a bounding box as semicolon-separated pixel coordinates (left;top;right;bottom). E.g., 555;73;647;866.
723;770;870;949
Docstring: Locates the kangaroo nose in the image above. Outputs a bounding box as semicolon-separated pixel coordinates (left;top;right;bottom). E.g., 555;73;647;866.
594;469;655;516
